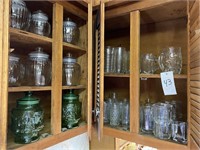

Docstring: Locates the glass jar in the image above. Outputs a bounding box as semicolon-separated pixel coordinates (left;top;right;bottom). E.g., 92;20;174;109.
11;91;44;144
25;47;51;86
29;10;51;37
11;0;31;30
62;90;82;129
63;18;79;44
63;53;81;86
9;54;24;86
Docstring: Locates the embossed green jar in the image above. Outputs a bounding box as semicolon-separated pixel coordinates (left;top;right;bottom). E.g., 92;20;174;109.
62;90;82;129
11;91;44;144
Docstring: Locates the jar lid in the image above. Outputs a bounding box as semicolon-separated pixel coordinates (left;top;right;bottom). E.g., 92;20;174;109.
17;91;40;105
12;0;26;7
63;18;77;27
63;53;76;63
29;47;49;59
63;89;78;101
9;54;20;62
32;10;48;21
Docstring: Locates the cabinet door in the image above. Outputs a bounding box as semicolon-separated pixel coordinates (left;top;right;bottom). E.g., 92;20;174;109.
188;0;200;149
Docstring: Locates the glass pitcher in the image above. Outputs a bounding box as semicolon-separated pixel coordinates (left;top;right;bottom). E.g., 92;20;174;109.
158;47;182;74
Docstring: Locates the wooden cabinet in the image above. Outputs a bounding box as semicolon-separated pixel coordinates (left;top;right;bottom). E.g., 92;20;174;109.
0;1;92;149
0;0;200;150
95;1;200;150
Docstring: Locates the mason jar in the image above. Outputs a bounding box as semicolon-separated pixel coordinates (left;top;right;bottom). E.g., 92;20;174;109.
63;53;81;86
63;18;79;44
62;90;82;129
25;47;51;86
11;91;44;144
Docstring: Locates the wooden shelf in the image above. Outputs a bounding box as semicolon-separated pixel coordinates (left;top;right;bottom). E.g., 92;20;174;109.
63;42;86;57
7;123;87;150
8;86;52;92
140;74;187;79
10;28;52;53
104;73;130;78
62;85;86;90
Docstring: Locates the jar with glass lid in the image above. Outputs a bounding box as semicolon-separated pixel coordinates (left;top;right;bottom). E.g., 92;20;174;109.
11;91;44;144
10;0;31;30
63;18;80;44
25;47;51;86
62;90;82;129
29;10;51;37
9;54;24;86
63;53;81;86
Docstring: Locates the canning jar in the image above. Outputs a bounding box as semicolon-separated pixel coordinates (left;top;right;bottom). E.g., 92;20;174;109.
63;53;81;86
29;10;51;37
62;90;82;129
10;0;31;30
11;91;44;144
63;18;79;44
25;47;51;86
9;54;24;86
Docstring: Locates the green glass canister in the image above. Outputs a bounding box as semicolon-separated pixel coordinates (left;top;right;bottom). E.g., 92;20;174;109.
62;90;82;129
11;91;44;144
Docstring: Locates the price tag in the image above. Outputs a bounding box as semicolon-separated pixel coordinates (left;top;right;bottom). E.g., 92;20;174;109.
160;71;177;95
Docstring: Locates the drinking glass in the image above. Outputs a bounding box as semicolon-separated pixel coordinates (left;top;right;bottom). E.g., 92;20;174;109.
114;47;125;73
121;99;130;130
171;121;187;143
158;47;182;74
104;98;112;124
104;46;114;73
141;104;153;134
140;53;158;74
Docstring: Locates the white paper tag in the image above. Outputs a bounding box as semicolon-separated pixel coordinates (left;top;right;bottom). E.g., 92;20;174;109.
160;71;177;95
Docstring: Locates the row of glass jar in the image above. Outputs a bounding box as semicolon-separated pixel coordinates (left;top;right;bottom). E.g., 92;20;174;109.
140;100;187;144
140;46;182;74
104;46;130;74
104;93;130;130
11;0;79;44
11;90;82;144
9;47;81;86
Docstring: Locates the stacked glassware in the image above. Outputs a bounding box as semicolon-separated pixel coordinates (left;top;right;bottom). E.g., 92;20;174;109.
140;99;187;144
104;92;130;130
104;46;130;74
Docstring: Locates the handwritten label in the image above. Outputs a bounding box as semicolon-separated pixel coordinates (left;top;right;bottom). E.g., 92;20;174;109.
160;71;177;95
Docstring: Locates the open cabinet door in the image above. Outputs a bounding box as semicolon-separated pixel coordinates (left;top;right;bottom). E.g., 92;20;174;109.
94;2;105;140
188;0;200;149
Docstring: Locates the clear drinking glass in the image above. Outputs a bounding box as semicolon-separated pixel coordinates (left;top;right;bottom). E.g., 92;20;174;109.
140;53;158;74
115;47;125;73
171;121;187;144
158;47;182;74
121;99;130;130
141;103;153;134
122;50;130;74
104;98;112;124
104;46;114;73
109;93;120;127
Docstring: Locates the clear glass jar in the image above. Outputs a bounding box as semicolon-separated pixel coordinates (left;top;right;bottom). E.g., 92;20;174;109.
25;47;51;86
62;90;82;129
63;53;81;86
9;54;24;86
29;10;51;37
11;91;44;144
10;0;31;30
63;18;79;44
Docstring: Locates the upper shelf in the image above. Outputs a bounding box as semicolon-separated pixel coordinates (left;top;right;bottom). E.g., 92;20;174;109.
63;42;86;57
10;28;52;54
8;86;52;92
104;73;130;78
140;74;187;79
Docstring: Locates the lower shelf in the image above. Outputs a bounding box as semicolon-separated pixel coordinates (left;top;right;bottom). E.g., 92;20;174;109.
7;121;87;150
